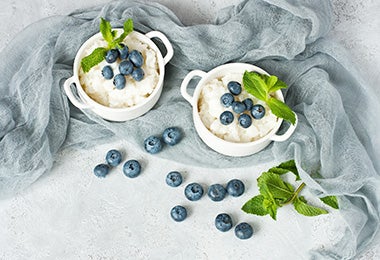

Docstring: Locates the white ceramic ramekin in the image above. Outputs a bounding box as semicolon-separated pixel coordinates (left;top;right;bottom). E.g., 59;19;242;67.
63;29;173;121
181;63;298;157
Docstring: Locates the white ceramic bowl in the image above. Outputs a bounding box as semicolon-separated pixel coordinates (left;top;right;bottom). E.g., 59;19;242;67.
63;29;173;121
181;63;298;157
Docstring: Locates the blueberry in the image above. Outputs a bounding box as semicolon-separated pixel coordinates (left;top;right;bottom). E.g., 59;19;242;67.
129;50;144;68
119;60;133;75
251;104;266;119
162;127;182;146
232;101;246;114
220;111;234;125
238;114;252;128
227;81;242;95
226;179;245;197
93;163;110;178
105;149;122;167
215;213;233;232
101;65;114;80
118;43;129;59
144;136;162;154
132;68;145;81
235;222;253;239
207;184;227;202
184;183;204;201
220;93;234;107
113;74;126;90
243;98;254;111
105;49;119;63
170;205;187;222
123;159;141;178
166;171;183;187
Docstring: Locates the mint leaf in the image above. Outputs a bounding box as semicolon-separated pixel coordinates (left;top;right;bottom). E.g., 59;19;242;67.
320;196;339;209
80;47;107;73
269;160;300;180
267;97;296;125
263;197;278;220
293;196;328;216
114;18;134;46
243;71;268;101
100;18;115;45
269;78;287;93
242;195;269;216
258;171;294;203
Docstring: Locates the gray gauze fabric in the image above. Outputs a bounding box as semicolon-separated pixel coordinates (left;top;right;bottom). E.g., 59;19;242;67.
1;0;379;258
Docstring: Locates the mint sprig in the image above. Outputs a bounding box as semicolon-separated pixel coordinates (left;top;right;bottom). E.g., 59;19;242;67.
81;18;134;73
243;71;296;125
242;160;339;220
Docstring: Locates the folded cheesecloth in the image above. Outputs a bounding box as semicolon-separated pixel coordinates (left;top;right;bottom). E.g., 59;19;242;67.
0;0;379;258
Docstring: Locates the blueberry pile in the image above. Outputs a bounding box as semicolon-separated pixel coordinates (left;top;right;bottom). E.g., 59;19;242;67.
220;81;266;128
101;44;145;90
167;172;253;240
144;127;182;154
93;149;142;178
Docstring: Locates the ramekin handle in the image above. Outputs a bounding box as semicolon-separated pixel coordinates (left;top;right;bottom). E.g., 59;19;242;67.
180;70;206;105
63;77;90;109
270;114;298;142
145;31;174;65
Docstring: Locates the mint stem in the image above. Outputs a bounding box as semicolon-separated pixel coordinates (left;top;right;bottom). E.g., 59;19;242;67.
283;182;306;205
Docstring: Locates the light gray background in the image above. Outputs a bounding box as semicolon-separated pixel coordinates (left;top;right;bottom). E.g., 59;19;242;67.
0;0;379;259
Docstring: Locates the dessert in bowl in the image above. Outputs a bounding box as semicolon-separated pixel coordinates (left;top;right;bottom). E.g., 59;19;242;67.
181;63;297;157
64;20;173;122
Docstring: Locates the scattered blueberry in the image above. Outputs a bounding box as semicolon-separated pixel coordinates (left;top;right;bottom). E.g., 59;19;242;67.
166;171;183;187
232;101;246;114
251;104;266;119
170;205;187;222
113;74;126;89
105;49;119;63
207;184;227;202
226;179;245;197
119;60;134;75
238;114;252;129
235;222;253;239
118;43;129;59
184;183;204;201
132;68;145;81
215;213;233;232
220;111;234;125
101;65;114;80
162;127;182;146
144;136;163;154
220;93;234;107
93;163;110;178
105;149;122;167
227;81;242;95
129;50;144;68
242;98;254;111
123;159;141;178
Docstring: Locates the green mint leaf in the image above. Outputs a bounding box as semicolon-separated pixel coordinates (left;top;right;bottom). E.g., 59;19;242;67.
263;197;278;220
115;18;134;44
293;196;328;216
269;160;300;180
320;196;339;209
243;71;268;101
242;195;269;216
100;18;115;45
267;97;296;125
257;171;294;202
269;78;287;93
80;47;107;73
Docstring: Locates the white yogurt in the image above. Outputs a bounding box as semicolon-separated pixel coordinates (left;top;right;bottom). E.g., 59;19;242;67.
79;33;159;108
198;73;278;143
